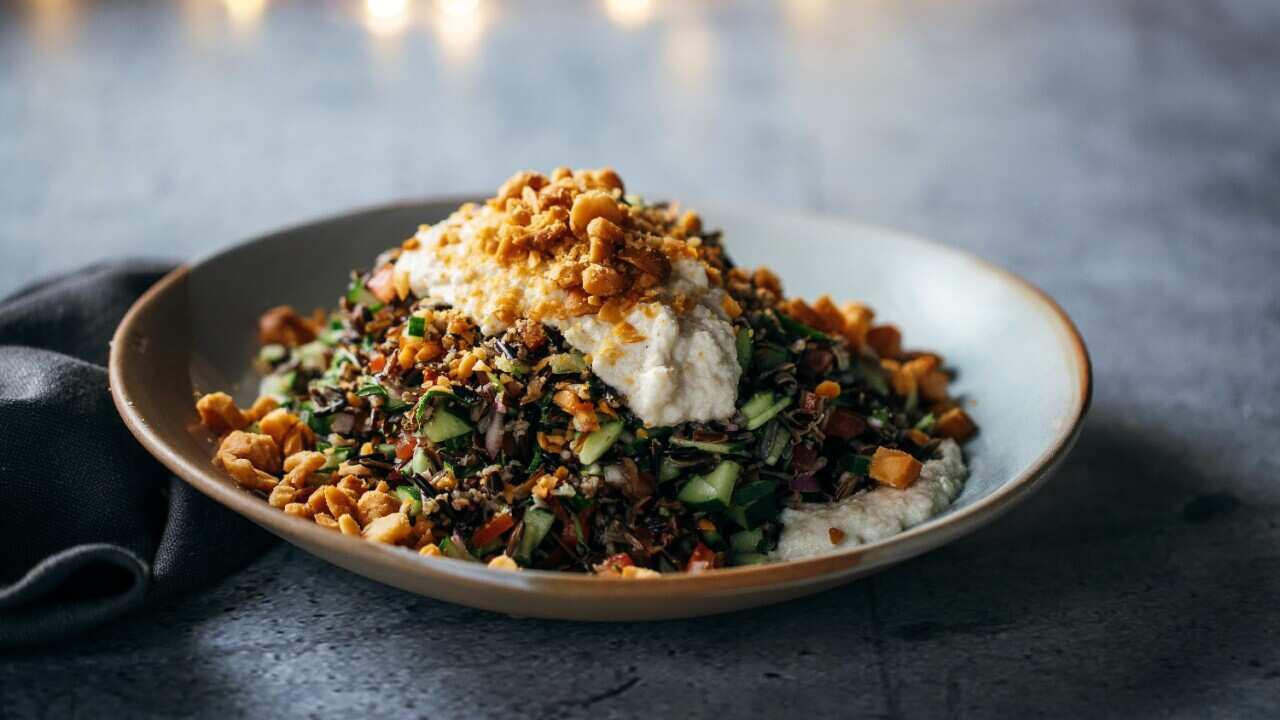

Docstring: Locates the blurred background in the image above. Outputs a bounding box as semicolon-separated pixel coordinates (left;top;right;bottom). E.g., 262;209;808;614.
8;0;1275;307
4;1;1279;716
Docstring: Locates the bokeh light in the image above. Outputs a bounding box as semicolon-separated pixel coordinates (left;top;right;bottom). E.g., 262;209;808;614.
433;0;486;62
364;0;410;36
604;0;654;27
223;0;267;28
438;0;479;16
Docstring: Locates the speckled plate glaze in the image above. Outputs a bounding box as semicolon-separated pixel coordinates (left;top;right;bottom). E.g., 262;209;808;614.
110;199;1091;621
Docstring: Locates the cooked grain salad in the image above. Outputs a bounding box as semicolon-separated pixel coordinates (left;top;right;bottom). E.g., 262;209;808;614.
195;168;977;575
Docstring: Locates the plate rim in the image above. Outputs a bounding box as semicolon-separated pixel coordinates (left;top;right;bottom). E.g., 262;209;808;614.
108;197;1092;603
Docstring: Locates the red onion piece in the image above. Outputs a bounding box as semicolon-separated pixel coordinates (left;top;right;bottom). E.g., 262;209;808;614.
825;408;867;439
485;405;504;459
790;473;822;492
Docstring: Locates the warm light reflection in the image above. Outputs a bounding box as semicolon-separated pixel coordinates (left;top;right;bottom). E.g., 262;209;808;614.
25;0;79;51
433;0;485;61
785;0;830;31
604;0;653;27
438;0;478;16
364;0;410;36
223;0;267;28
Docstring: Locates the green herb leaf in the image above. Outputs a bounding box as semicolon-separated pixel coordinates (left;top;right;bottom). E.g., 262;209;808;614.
776;311;834;342
735;326;753;370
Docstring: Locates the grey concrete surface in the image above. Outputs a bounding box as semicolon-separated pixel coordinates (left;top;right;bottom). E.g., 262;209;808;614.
2;0;1279;717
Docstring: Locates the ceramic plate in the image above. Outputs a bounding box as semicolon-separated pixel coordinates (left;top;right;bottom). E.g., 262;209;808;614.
110;199;1090;620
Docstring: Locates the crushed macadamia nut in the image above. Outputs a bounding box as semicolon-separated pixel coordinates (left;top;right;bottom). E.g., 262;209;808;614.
196;392;248;435
214;431;281;492
258;305;318;347
356;489;401;526
487;554;519;570
363;513;411;544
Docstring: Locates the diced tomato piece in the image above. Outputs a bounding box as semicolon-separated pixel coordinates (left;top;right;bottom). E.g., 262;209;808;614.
596;552;634;574
825;408;867;439
471;512;515;548
685;542;717;574
799;390;822;412
368;352;387;373
395;436;417;461
366;265;397;305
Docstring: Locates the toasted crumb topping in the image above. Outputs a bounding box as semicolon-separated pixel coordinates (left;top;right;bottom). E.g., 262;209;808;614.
410;167;728;325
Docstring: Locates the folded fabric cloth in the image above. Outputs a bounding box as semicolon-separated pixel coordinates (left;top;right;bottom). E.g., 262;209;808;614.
0;262;274;648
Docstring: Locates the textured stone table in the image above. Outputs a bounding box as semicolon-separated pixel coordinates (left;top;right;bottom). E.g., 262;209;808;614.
2;1;1278;717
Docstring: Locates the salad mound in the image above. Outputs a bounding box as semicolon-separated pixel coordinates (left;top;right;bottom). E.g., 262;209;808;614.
195;167;977;574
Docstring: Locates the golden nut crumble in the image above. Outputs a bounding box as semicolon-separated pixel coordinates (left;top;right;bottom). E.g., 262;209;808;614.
428;167;726;326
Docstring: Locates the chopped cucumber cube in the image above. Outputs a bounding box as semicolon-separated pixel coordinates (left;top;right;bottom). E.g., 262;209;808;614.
677;460;741;511
424;409;472;443
730;528;765;553
657;456;683;483
409;447;433;476
406;315;426;337
728;480;780;529
746;396;793;431
577;420;623;465
740;390;776;422
729;552;769;567
395;485;422;516
439;536;477;562
514;508;555;565
678;477;718;507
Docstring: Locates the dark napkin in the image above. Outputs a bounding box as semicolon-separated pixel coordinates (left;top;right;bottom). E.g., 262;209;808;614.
0;262;274;648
